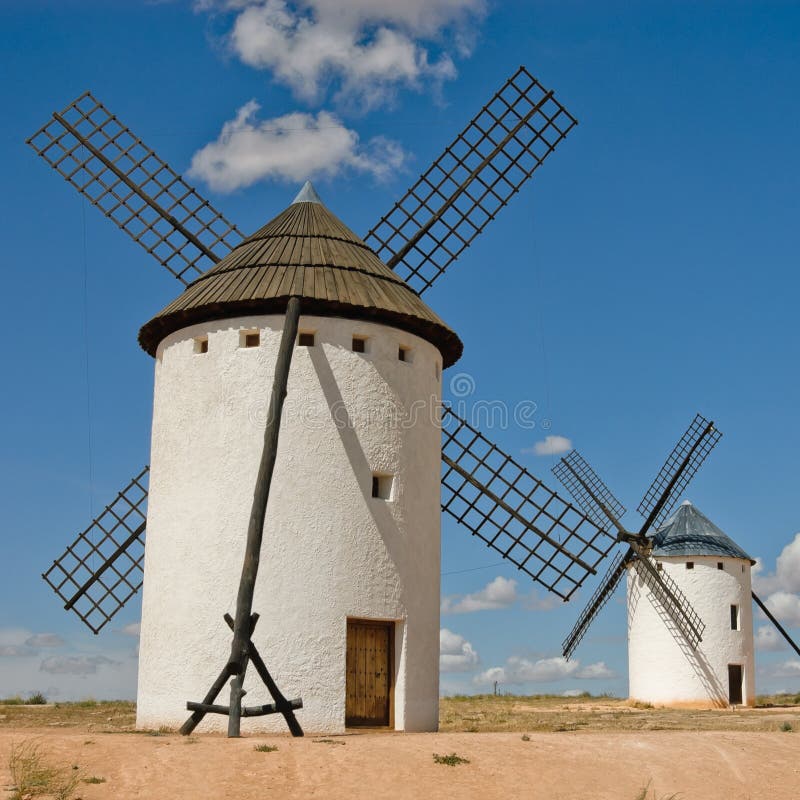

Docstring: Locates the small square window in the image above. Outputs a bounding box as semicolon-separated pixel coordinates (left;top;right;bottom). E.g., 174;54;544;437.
686;562;694;570
398;345;412;362
240;331;260;348
717;562;724;570
352;336;367;353
730;604;739;630
657;562;663;572
194;336;208;354
298;332;315;347
371;473;393;500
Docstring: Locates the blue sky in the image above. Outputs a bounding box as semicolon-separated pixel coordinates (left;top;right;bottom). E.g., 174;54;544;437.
1;0;799;701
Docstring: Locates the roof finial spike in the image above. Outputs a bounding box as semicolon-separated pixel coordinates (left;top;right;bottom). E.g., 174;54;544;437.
292;180;323;205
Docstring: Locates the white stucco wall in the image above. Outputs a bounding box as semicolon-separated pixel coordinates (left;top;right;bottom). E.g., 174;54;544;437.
136;313;443;733
627;555;755;707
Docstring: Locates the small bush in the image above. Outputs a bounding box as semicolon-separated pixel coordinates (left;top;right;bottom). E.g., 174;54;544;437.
433;752;470;767
7;739;81;800
0;696;25;705
780;721;793;732
28;692;47;705
521;734;530;741
83;776;106;784
253;744;278;753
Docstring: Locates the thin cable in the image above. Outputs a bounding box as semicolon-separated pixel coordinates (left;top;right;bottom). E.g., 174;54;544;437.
441;562;505;577
81;197;95;524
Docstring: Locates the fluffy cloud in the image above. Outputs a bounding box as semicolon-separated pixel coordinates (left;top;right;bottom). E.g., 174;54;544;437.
755;625;786;652
754;533;800;594
0;645;37;657
523;435;573;457
40;656;119;676
760;592;800;627
201;0;484;108
189;101;406;192
25;634;65;648
439;629;479;673
441;576;518;615
574;661;616;679
120;623;141;637
475;655;615;686
767;660;800;679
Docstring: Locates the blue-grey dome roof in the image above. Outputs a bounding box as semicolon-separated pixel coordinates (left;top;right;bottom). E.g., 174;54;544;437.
650;501;754;563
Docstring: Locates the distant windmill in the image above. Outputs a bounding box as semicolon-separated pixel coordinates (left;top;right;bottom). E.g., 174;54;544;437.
30;68;617;735
552;415;800;707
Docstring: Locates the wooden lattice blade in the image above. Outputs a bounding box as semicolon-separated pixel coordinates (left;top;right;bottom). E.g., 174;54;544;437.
27;91;243;284
441;407;615;601
561;548;629;660
364;66;577;295
42;467;149;634
637;414;722;532
552;449;627;534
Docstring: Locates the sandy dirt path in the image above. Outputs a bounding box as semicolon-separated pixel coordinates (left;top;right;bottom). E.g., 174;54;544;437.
1;728;799;799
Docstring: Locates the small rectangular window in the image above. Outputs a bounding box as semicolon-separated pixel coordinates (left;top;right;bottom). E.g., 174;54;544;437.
730;604;739;630
371;473;393;500
717;562;724;570
352;336;367;353
398;345;412;362
298;332;315;347
686;561;694;570
240;330;260;348
657;562;663;572
194;336;208;354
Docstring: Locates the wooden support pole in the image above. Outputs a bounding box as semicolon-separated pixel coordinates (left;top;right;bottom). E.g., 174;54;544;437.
178;662;235;736
186;698;303;718
228;297;302;675
753;591;800;658
223;612;304;737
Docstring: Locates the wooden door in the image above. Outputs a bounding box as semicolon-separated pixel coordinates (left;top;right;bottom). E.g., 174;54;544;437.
346;620;393;727
728;664;743;705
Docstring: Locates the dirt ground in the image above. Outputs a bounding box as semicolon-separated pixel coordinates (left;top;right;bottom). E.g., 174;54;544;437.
1;698;799;799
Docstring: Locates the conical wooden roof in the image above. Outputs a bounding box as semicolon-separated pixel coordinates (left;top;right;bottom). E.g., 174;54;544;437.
138;186;462;366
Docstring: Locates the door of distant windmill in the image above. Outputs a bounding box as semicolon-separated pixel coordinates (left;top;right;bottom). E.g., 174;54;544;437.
728;664;743;705
346;620;393;727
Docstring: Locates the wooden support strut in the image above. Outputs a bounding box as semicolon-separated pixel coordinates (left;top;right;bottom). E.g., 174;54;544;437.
752;591;800;658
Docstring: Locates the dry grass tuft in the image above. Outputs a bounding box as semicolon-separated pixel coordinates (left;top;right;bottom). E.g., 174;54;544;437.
433;752;470;766
7;739;81;800
253;744;278;752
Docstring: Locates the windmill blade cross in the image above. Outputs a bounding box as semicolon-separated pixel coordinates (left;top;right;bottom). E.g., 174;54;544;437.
27;91;243;284
365;67;577;295
637;414;722;532
42;467;149;634
440;407;615;601
562;548;629;659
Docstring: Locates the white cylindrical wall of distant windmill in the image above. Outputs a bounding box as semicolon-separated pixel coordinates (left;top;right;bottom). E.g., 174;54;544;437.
627;555;755;707
136;313;443;733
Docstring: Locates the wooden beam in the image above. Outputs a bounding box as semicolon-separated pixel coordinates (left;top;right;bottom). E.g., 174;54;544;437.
186;698;303;717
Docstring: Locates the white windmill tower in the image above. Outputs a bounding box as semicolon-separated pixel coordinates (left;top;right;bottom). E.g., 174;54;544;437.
35;70;619;736
553;419;800;708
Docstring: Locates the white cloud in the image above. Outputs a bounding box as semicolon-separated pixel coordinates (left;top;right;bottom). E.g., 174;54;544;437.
768;660;800;679
574;661;616;679
474;656;579;685
523;435;573;457
40;655;119;676
25;633;65;648
0;644;37;657
201;0;484;109
761;591;800;627
522;590;561;612
120;623;141;637
189;101;407;192
754;533;800;595
441;576;518;614
755;625;786;652
439;629;479;673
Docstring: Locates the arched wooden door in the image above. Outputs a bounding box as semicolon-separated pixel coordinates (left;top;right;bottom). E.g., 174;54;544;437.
346;619;394;727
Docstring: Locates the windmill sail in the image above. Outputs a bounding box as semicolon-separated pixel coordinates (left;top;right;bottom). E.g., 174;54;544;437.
440;408;615;601
27;91;243;284
562;548;629;659
631;555;705;649
552;449;627;534
637;414;722;531
42;467;149;634
365;67;577;295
